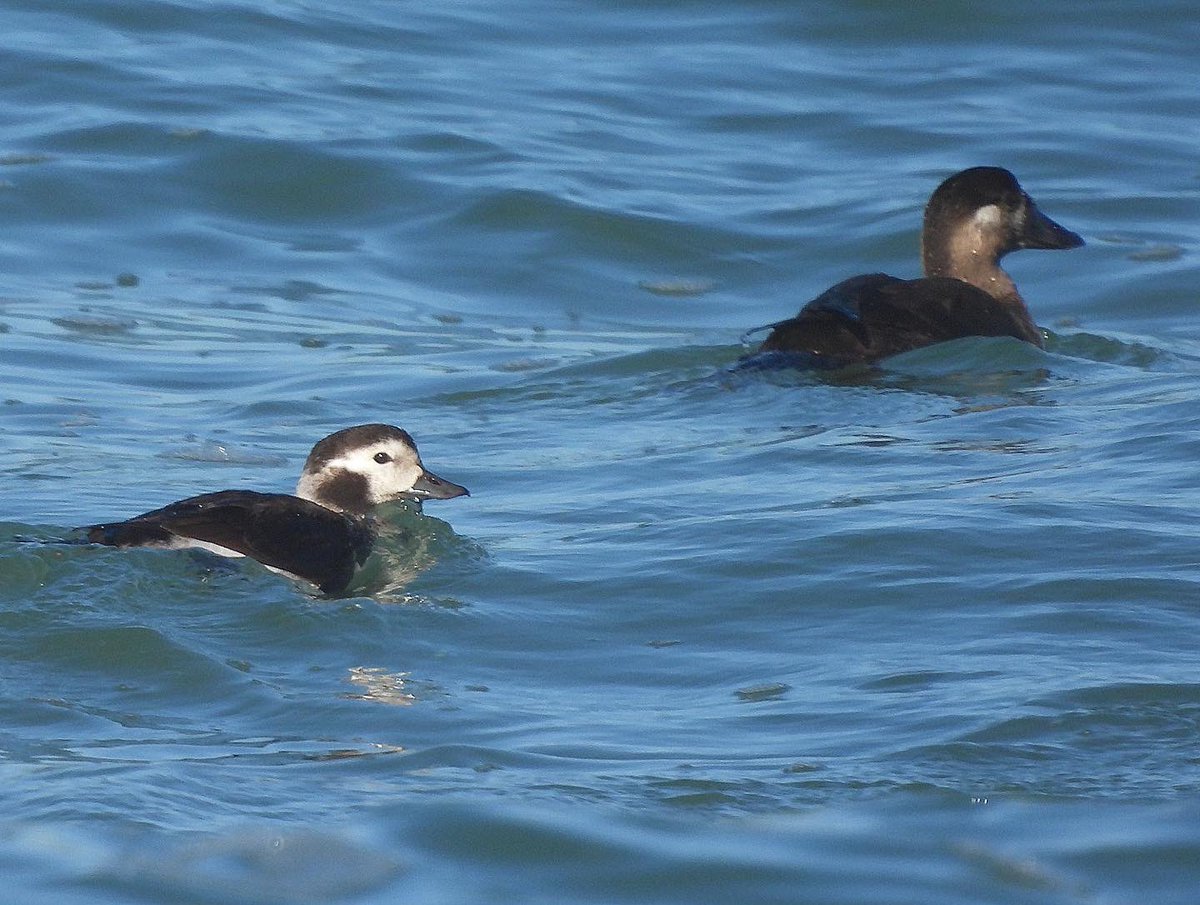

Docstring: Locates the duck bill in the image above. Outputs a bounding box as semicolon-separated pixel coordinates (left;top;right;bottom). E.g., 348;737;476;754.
411;469;470;501
1020;199;1084;250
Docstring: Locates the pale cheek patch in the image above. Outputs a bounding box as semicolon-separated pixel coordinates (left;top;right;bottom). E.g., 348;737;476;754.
374;463;424;501
355;444;425;501
971;204;1004;230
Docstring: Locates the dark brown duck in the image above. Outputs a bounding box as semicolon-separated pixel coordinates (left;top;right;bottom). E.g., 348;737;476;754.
747;167;1084;368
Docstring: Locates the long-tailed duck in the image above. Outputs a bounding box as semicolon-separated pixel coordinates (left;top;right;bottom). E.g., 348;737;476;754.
83;423;468;594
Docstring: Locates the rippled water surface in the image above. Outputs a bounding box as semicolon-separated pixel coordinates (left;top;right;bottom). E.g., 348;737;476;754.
3;2;1200;902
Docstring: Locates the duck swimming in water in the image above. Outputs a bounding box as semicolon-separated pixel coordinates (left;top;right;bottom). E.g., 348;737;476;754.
745;167;1084;368
83;423;469;594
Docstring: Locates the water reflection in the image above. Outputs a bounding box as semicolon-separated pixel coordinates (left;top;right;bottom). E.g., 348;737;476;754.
343;666;416;706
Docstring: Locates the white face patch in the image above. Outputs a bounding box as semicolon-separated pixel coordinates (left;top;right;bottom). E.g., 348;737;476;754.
296;436;426;506
971;204;1004;231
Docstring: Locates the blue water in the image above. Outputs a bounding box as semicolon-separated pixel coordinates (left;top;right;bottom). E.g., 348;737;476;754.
3;1;1200;902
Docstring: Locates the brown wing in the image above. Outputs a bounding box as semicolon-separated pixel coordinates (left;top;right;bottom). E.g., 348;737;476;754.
755;273;1035;366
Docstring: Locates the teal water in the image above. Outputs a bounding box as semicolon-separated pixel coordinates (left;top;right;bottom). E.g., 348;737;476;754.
3;2;1200;902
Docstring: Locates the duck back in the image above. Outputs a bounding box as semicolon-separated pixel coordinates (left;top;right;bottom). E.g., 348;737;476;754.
756;273;1041;368
87;490;374;594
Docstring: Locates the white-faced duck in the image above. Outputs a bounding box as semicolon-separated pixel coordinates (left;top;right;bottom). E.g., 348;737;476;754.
83;423;469;594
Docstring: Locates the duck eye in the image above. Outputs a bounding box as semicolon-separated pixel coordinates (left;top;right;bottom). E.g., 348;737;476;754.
373;452;392;464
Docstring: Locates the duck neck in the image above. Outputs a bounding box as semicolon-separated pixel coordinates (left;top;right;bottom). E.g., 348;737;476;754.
924;245;1017;299
922;243;1041;345
296;469;373;518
